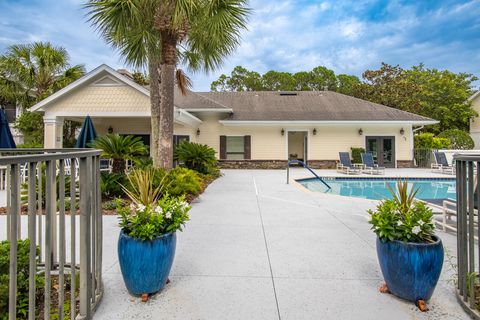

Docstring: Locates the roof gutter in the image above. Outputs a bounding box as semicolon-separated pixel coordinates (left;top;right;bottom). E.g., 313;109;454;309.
219;120;439;126
412;125;424;133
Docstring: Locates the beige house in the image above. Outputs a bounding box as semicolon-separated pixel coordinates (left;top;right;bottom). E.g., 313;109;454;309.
30;64;437;168
470;90;480;148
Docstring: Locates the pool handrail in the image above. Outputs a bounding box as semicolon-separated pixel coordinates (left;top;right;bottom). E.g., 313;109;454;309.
286;160;331;189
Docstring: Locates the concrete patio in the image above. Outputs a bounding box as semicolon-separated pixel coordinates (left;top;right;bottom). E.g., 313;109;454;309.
92;169;467;320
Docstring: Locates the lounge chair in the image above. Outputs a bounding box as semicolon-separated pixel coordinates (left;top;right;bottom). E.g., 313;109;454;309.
336;152;361;175
361;152;385;175
431;152;455;175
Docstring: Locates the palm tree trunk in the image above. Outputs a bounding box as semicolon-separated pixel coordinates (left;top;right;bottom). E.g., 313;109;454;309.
158;33;177;169
112;158;126;174
149;56;162;167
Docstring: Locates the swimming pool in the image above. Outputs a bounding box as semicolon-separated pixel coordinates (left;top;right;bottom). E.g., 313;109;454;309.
297;177;456;201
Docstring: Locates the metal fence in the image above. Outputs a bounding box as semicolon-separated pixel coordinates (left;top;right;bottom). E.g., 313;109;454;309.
1;148;103;320
454;154;480;319
413;148;435;168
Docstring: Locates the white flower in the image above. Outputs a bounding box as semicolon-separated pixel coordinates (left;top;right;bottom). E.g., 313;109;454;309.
412;226;422;234
397;220;403;226
129;203;136;211
418;220;425;226
137;204;146;212
154;206;163;214
180;201;189;209
165;210;172;219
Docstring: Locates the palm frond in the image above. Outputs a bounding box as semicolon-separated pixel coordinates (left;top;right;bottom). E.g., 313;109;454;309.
175;69;192;95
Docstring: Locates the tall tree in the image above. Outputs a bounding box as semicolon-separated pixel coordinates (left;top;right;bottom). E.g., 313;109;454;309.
0;42;85;145
86;0;249;169
211;66;262;91
336;74;360;96
261;70;296;91
212;65;349;92
406;65;477;133
0;42;85;107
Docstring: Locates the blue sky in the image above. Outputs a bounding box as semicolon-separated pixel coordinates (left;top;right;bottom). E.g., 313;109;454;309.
1;0;479;91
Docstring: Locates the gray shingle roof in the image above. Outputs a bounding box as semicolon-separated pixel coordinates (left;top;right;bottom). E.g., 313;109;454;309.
174;89;231;110
189;91;434;122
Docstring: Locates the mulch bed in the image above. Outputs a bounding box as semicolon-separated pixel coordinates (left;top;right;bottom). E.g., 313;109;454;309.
35;274;80;320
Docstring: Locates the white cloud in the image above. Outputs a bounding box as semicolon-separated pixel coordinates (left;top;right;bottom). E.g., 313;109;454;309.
1;0;479;91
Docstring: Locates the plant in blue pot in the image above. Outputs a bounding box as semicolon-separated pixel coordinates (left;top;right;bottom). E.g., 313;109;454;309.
116;168;190;301
368;180;444;311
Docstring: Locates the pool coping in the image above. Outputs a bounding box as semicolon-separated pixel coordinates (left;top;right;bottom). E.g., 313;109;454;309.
296;176;456;183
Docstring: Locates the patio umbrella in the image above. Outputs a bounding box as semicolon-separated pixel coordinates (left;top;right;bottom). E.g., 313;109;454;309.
0;108;16;148
75;115;97;148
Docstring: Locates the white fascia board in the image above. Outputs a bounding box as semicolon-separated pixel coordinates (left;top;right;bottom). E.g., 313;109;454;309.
469;90;480;102
30;64;150;112
174;109;202;127
219;120;439;126
182;108;233;113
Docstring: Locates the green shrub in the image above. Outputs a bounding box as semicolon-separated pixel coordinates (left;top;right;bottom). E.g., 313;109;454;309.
16;141;43;148
21;166;74;207
350;147;365;164
118;194;190;241
0;239;44;319
414;133;451;149
438;129;474;150
91;134;148;173
368;181;435;243
100;172;127;199
174;141;217;174
102;197;125;210
166;167;202;197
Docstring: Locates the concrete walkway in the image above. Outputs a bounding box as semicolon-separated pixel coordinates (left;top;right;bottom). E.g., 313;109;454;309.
94;169;468;320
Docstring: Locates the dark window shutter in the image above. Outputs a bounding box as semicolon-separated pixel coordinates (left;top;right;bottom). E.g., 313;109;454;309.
220;135;226;159
244;135;251;160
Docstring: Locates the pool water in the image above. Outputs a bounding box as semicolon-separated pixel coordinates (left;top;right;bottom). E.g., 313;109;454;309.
298;177;456;201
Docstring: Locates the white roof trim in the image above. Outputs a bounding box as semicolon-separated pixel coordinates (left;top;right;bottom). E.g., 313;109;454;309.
219;120;438;126
29;64;150;112
182;108;233;113
469;90;480;102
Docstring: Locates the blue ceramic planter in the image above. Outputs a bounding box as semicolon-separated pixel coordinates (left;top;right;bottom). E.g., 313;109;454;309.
118;230;177;296
376;236;444;302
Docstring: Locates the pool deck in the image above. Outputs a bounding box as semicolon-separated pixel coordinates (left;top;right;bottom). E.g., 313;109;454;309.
93;168;467;320
0;168;468;319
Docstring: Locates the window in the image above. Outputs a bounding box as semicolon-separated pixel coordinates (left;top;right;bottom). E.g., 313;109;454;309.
226;136;245;160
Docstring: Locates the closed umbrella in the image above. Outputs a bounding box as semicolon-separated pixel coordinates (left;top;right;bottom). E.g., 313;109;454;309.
0;108;16;148
75;115;97;148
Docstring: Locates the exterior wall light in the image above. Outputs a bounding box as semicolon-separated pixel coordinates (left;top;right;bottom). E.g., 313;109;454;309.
281;128;285;136
313;128;317;135
196;128;201;136
108;126;114;134
358;128;363;136
400;128;405;135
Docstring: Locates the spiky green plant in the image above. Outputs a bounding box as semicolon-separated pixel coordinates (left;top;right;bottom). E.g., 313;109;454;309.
122;167;169;205
387;180;419;215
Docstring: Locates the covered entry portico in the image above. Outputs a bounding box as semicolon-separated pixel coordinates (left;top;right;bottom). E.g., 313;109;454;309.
30;65;201;148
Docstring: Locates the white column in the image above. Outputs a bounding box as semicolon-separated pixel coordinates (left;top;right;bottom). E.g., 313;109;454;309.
43;117;64;149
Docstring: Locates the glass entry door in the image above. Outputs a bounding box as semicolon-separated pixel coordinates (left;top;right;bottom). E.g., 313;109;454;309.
365;136;395;168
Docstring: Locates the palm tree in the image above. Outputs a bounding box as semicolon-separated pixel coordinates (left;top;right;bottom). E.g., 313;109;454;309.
85;0;249;169
0;42;85;107
0;42;86;145
91;134;149;173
